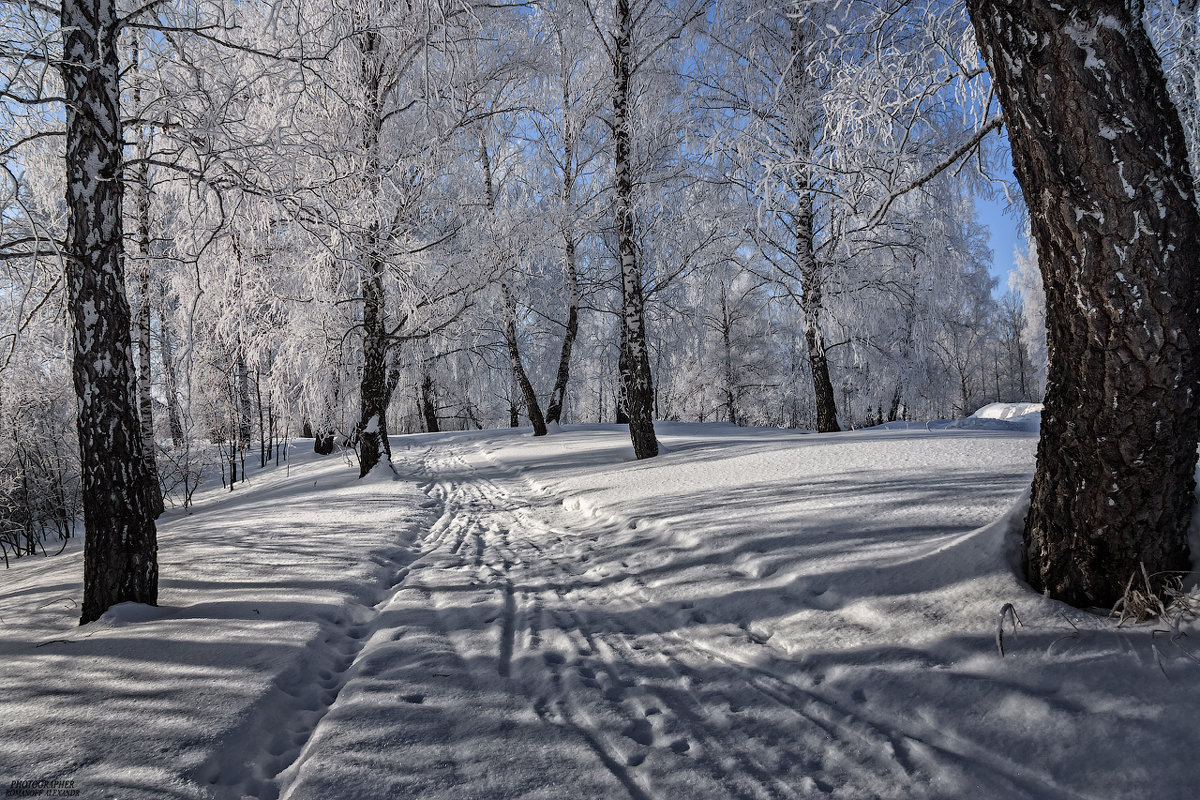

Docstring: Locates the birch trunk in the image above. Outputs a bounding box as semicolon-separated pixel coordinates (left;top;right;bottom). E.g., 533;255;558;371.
789;15;840;434
158;288;185;447
128;37;163;517
501;283;548;435
545;31;581;426
966;1;1200;606
480;136;547;435
353;28;395;477
62;0;158;624
613;0;658;459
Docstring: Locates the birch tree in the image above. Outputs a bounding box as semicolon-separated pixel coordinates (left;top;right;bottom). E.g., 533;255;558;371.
966;1;1200;606
61;0;158;623
705;1;996;432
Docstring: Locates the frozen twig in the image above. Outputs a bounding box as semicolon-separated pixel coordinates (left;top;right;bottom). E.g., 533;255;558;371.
996;602;1022;656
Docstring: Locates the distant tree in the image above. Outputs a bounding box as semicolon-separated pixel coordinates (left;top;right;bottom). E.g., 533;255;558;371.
1007;227;1047;398
967;1;1200;606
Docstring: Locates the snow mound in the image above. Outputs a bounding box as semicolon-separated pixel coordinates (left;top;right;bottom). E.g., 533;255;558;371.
970;402;1044;421
94;602;175;627
948;402;1043;432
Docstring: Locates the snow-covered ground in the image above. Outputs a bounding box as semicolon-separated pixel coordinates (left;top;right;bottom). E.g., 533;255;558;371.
1;420;1197;799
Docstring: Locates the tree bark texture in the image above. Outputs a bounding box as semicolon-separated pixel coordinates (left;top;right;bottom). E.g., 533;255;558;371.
128;40;163;518
613;0;658;459
966;1;1200;606
356;250;393;476
353;27;395;478
61;0;158;624
420;372;440;433
788;16;840;434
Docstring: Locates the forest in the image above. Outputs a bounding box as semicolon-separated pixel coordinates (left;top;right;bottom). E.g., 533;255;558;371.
4;1;1200;797
0;0;1054;556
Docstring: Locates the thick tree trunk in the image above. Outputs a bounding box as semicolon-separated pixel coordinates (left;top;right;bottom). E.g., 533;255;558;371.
966;1;1200;606
797;215;839;431
352;27;395;478
61;0;158;624
356;251;393;476
613;0;658;459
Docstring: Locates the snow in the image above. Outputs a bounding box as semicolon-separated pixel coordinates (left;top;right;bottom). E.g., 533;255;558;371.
923;402;1043;433
2;420;1198;800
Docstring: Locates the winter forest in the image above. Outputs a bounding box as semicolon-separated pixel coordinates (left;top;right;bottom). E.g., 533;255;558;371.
3;0;1200;798
1;0;1048;532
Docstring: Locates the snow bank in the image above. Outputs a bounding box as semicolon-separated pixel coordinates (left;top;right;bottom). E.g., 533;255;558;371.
970;402;1044;421
945;402;1043;432
0;441;436;800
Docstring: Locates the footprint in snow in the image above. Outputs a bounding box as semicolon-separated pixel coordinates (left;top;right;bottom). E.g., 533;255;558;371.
622;718;654;746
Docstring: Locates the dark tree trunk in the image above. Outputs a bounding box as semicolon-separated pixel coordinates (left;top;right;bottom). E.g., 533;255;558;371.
545;32;581;426
235;350;253;448
420;372;440;433
544;255;579;426
314;431;335;455
719;284;738;425
613;0;658;459
356;251;393;476
887;384;902;423
255;370;266;468
479;137;547;436
62;0;158;624
501;284;548;436
966;1;1200;606
788;16;840;434
352;27;394;478
509;391;520;428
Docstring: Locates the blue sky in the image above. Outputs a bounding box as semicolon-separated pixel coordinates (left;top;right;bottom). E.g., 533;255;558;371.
978;191;1024;294
973;144;1027;296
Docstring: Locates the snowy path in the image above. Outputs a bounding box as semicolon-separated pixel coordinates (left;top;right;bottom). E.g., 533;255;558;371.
270;426;1136;800
2;423;1198;800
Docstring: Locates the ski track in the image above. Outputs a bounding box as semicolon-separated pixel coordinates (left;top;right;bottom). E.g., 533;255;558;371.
451;442;1038;798
208;436;1057;800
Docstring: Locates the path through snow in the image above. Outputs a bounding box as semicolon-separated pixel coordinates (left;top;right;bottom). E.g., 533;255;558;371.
1;423;1197;799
